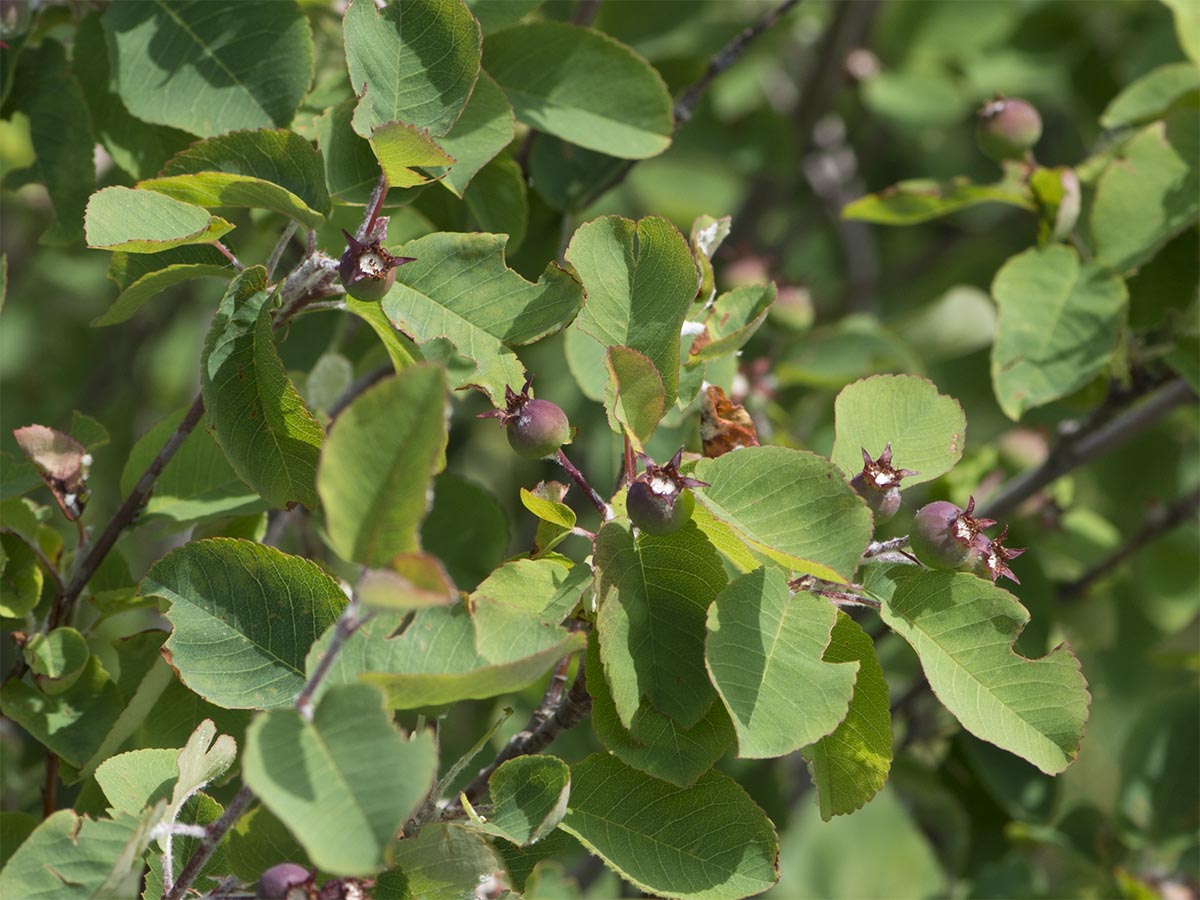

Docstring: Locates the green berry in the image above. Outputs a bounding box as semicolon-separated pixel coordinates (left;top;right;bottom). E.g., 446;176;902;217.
976;97;1042;161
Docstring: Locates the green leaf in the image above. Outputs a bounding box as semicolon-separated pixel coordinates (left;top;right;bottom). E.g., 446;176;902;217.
96;245;233;327
559;754;779;900
801;612;893;820
357;556;456;612
308;601;584;709
369;120;458;188
595;520;728;729
881;571;1090;775
690;215;732;305
471;557;573;622
520;483;576;558
142;538;346;709
0;531;43;618
586;635;734;788
84;187;233;253
692;446;874;583
604;345;665;448
377;824;505;899
244;684;437;876
201;266;325;509
0;812;37;871
225;806;310;882
73;13;193;181
705;568;858;759
318;365;448;567
421;472;510;590
565;216;698;405
1100;62;1200;128
1091;102;1200;274
345;296;421;371
95;748;178;816
463;154;528;252
842;175;1035;224
990;245;1128;420
0;656;122;768
24;627;90;694
119;405;262;525
484;22;673;159
686;284;775;363
344;0;481;138
1162;0;1200;64
470;755;571;845
467;0;543;33
5;41;94;246
139;129;331;229
315;99;385;205
831;374;966;487
381;232;583;402
435;72;515;196
166;720;238;823
0;810;147;900
101;0;314;137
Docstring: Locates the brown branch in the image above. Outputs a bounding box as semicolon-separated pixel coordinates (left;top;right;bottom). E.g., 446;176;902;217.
575;0;802;209
1059;488;1200;601
570;0;601;27
210;240;245;271
556;449;612;520
356;173;390;242
328;363;393;422
452;659;591;811
979;378;1197;521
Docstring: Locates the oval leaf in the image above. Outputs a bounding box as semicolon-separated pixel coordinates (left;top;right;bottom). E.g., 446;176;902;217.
692;446;874;583
142;539;346;709
473;755;570;846
201;266;325;509
484;22;673;159
318;365;449;567
842;175;1035;224
243;683;437;876
705;567;858;759
881;570;1090;775
831;374;966;487
559;754;779;900
85;187;233;253
96;246;233;327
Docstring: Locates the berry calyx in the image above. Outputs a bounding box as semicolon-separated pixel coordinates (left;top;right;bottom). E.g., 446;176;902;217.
258;862;313;899
337;229;415;302
849;443;916;524
910;496;997;570
976;96;1042;162
964;525;1027;584
478;378;570;459
626;448;708;536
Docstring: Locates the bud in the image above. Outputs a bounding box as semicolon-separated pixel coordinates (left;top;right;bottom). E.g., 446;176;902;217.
976;96;1042;162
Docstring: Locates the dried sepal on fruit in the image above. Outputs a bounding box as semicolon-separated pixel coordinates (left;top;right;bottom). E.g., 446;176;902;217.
478;377;570;460
626;447;709;536
849;443;916;524
910;496;997;571
337;229;415;302
965;524;1027;584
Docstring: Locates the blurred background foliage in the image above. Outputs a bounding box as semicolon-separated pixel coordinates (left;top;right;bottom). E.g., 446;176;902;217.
1;0;1196;897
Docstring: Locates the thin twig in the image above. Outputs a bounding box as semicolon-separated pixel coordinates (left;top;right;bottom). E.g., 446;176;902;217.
0;529;64;594
327;363;393;422
575;0;801;209
570;0;601;27
357;173;390;242
556;449;612;520
1060;488;1199;601
980;378;1197;520
211;240;245;271
266;221;300;281
42;755;57;818
451;659;590;812
863;535;909;559
165;600;370;900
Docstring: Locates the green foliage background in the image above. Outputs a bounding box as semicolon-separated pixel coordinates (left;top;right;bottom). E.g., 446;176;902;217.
0;1;1196;898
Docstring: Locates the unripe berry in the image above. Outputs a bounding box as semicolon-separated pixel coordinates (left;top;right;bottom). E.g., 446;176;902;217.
849;443;916;525
507;398;570;460
911;497;997;571
258;862;312;899
478;378;570;459
976;97;1042;162
626;448;708;537
337;229;414;302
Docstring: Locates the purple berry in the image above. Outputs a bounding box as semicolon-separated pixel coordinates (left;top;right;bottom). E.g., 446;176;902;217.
911;497;996;570
626;448;707;537
478;378;570;459
850;444;916;525
976;97;1042;162
507;398;570;459
337;229;414;303
258;862;312;899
